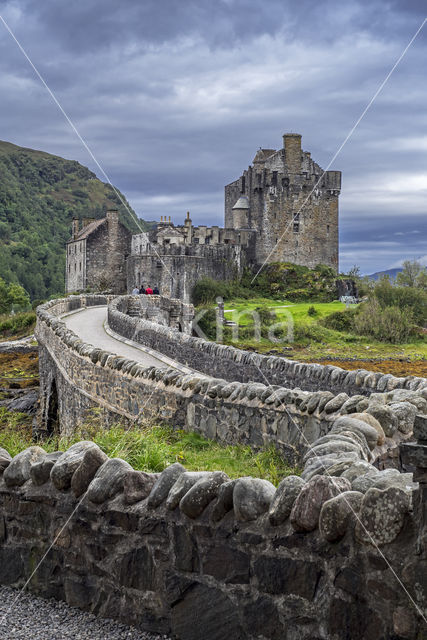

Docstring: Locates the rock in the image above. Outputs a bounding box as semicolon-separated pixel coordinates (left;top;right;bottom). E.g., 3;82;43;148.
0;448;12;474
268;475;305;526
413;414;427;441
355;397;369;412
30;452;63;486
71;447;109;497
371;471;417;494
166;471;211;510
86;458;133;503
147;462;186;508
331;416;380;450
5;389;38;415
303;440;365;463
351;469;381;493
3;446;46;487
356;486;410;545
340;395;366;414
349;413;385;446
319;491;363;541
233;477;276;522
366;405;398;437
123;470;159;505
324;393;349;414
50;441;100;491
393;606;418;639
388;401;417;434
290;475;351;532
211;480;236;522
341;460;377;483
302;452;360;481
180;471;229;518
323;459;362;477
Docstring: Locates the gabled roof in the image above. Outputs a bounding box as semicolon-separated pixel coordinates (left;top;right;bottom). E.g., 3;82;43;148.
252;148;276;164
70;218;106;242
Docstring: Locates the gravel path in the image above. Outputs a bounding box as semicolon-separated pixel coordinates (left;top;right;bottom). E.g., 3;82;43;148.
0;586;172;639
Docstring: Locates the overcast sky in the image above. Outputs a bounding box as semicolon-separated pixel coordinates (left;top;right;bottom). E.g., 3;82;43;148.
0;0;426;273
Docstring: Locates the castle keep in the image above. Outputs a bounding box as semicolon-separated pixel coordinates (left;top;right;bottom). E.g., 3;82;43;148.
66;133;341;301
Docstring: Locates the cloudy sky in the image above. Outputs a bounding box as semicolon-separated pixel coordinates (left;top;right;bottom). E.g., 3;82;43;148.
0;0;426;273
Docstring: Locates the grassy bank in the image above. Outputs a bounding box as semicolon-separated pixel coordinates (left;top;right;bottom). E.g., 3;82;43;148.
0;311;36;340
0;409;298;485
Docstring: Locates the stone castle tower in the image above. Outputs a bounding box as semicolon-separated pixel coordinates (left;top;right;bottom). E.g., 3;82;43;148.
225;133;341;269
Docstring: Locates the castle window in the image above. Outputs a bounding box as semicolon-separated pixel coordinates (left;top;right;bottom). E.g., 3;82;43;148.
272;171;277;186
74;263;76;272
241;176;245;193
293;222;300;233
68;264;70;273
79;262;81;271
327;224;330;235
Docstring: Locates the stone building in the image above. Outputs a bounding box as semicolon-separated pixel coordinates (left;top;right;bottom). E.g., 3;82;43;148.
66;209;131;294
66;133;341;301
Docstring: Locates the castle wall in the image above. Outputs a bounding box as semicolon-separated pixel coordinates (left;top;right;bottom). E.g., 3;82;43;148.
65;239;86;292
0;426;425;640
86;214;131;294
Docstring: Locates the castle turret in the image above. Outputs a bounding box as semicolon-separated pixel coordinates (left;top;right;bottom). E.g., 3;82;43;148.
231;196;249;229
184;211;193;244
283;133;302;177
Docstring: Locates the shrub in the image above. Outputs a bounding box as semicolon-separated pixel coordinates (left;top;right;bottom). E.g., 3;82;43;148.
307;305;317;317
373;279;427;326
353;299;415;343
321;308;356;331
294;322;329;344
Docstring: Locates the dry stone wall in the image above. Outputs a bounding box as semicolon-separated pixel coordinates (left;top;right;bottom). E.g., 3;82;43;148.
0;415;426;640
108;296;427;398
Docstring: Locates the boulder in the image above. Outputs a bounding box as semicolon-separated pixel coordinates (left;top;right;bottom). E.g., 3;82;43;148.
233;477;276;522
123;470;159;505
341;460;377;483
290;475;351;532
0;447;12;474
147;462;186;508
319;491;363;541
340;395;366;414
349;413;385;446
303;440;365;464
331;416;380;450
86;458;133;503
3;446;46;487
50;441;100;491
356;486;410;545
268;475;305;526
211;480;236;522
323;393;349;414
302;452;360;481
366;405;398;437
30;452;63;486
388;401;417;434
166;471;211;510
71;447;109;497
180;471;229;518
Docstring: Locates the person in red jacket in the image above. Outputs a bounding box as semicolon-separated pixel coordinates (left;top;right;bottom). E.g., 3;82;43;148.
145;285;153;295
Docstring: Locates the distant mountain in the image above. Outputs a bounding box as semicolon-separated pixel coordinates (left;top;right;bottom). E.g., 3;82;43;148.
366;267;402;281
0;140;150;300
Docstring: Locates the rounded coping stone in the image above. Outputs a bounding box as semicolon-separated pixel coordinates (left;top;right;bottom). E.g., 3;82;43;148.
3;446;46;487
71;447;109;498
303;440;366;464
302;451;360;480
349;413;385;446
180;471;229;519
123;470;160;505
319;490;363;542
290;475;351;532
0;447;12;474
341;460;377;483
233;477;276;522
50;441;101;491
331;417;380;450
269;475;305;526
211;480;237;522
147;462;186;508
356;486;411;545
366;405;398;438
86;458;134;504
30;451;63;486
166;471;212;510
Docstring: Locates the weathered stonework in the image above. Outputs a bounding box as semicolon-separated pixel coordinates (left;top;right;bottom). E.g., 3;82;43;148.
0;422;425;640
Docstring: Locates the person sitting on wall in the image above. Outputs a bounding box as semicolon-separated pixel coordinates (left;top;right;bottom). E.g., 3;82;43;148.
131;285;139;295
153;286;160;295
139;284;146;294
145;285;153;295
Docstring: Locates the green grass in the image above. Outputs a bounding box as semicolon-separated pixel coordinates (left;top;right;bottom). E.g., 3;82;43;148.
216;297;427;361
0;409;298;486
0;311;36;340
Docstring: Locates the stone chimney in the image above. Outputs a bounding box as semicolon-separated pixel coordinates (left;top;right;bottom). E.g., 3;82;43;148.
72;218;80;239
283;133;302;176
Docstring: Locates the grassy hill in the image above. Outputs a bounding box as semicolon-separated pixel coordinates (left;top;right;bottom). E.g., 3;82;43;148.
0;140;150;300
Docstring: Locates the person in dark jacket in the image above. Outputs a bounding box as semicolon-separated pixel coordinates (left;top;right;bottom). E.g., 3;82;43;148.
145;285;153;295
153;286;160;295
139;284;146;294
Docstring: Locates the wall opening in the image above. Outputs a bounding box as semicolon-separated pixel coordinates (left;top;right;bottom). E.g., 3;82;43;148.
47;379;59;436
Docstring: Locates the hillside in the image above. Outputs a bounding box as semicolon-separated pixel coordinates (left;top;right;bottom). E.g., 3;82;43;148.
367;267;402;281
0;140;150;300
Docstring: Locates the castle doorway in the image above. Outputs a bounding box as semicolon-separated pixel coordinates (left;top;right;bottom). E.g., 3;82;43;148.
46;379;59;436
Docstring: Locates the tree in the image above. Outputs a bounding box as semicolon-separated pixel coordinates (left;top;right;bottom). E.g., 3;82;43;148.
0;278;30;313
396;260;425;288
